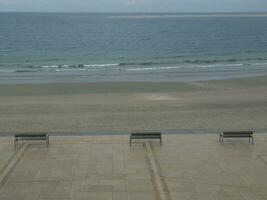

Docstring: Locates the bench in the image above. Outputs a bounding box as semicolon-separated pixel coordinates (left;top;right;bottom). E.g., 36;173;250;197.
130;132;162;146
14;133;49;148
219;131;254;144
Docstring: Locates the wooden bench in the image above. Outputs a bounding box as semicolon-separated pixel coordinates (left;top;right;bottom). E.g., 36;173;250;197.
14;133;49;148
130;132;162;146
219;131;254;144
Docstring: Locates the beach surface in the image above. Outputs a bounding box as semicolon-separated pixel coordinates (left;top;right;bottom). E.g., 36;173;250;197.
0;75;267;133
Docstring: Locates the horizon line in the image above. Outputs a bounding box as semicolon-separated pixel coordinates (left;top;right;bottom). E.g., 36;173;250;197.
1;11;267;14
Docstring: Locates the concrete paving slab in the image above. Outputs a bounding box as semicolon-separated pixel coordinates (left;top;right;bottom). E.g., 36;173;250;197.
0;134;267;200
0;137;155;200
154;134;267;200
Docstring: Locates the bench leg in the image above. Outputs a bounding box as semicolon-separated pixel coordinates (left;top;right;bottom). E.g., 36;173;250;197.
160;137;162;146
14;139;18;149
219;135;223;144
130;137;132;147
46;135;49;147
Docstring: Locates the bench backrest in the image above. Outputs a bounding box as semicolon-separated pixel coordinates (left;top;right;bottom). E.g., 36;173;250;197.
15;134;47;138
222;131;253;136
131;132;161;137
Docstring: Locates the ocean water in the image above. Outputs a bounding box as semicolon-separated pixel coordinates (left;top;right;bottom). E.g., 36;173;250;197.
1;12;267;84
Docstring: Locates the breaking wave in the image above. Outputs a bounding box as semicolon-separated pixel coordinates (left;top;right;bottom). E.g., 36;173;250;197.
1;57;267;74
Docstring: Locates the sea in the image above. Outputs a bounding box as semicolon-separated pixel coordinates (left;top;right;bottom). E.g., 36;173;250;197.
1;12;267;84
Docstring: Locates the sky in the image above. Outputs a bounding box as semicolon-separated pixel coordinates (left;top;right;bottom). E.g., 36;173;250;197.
0;0;267;13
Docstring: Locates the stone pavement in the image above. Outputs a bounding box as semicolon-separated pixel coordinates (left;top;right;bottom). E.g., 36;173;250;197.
0;134;267;200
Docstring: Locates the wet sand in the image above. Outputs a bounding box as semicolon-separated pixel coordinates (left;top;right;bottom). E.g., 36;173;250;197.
0;76;267;133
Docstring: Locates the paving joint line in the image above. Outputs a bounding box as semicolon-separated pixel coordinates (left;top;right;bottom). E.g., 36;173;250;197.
143;142;161;200
0;148;19;177
0;144;29;188
144;141;171;200
150;143;172;200
258;155;267;166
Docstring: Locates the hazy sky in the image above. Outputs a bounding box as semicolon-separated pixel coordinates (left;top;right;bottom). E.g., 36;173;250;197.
0;0;267;13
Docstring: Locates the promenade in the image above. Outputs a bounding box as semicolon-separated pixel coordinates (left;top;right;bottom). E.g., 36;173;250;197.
0;134;267;200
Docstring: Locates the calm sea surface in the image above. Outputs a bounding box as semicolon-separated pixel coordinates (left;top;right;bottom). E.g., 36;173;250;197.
1;12;267;84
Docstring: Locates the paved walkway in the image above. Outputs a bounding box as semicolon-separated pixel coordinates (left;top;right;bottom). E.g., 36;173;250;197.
0;134;267;200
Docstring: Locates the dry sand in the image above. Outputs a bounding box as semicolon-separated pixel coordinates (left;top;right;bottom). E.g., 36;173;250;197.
0;76;267;133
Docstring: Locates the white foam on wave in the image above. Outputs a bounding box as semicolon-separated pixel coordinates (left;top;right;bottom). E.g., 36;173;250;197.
127;67;157;71
126;63;246;71
37;63;119;72
127;66;182;71
0;69;16;73
84;64;119;67
41;65;59;68
196;63;243;68
54;68;88;72
253;62;267;66
159;66;182;69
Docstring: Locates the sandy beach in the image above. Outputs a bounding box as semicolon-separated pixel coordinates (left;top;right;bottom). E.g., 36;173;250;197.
0;75;267;134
